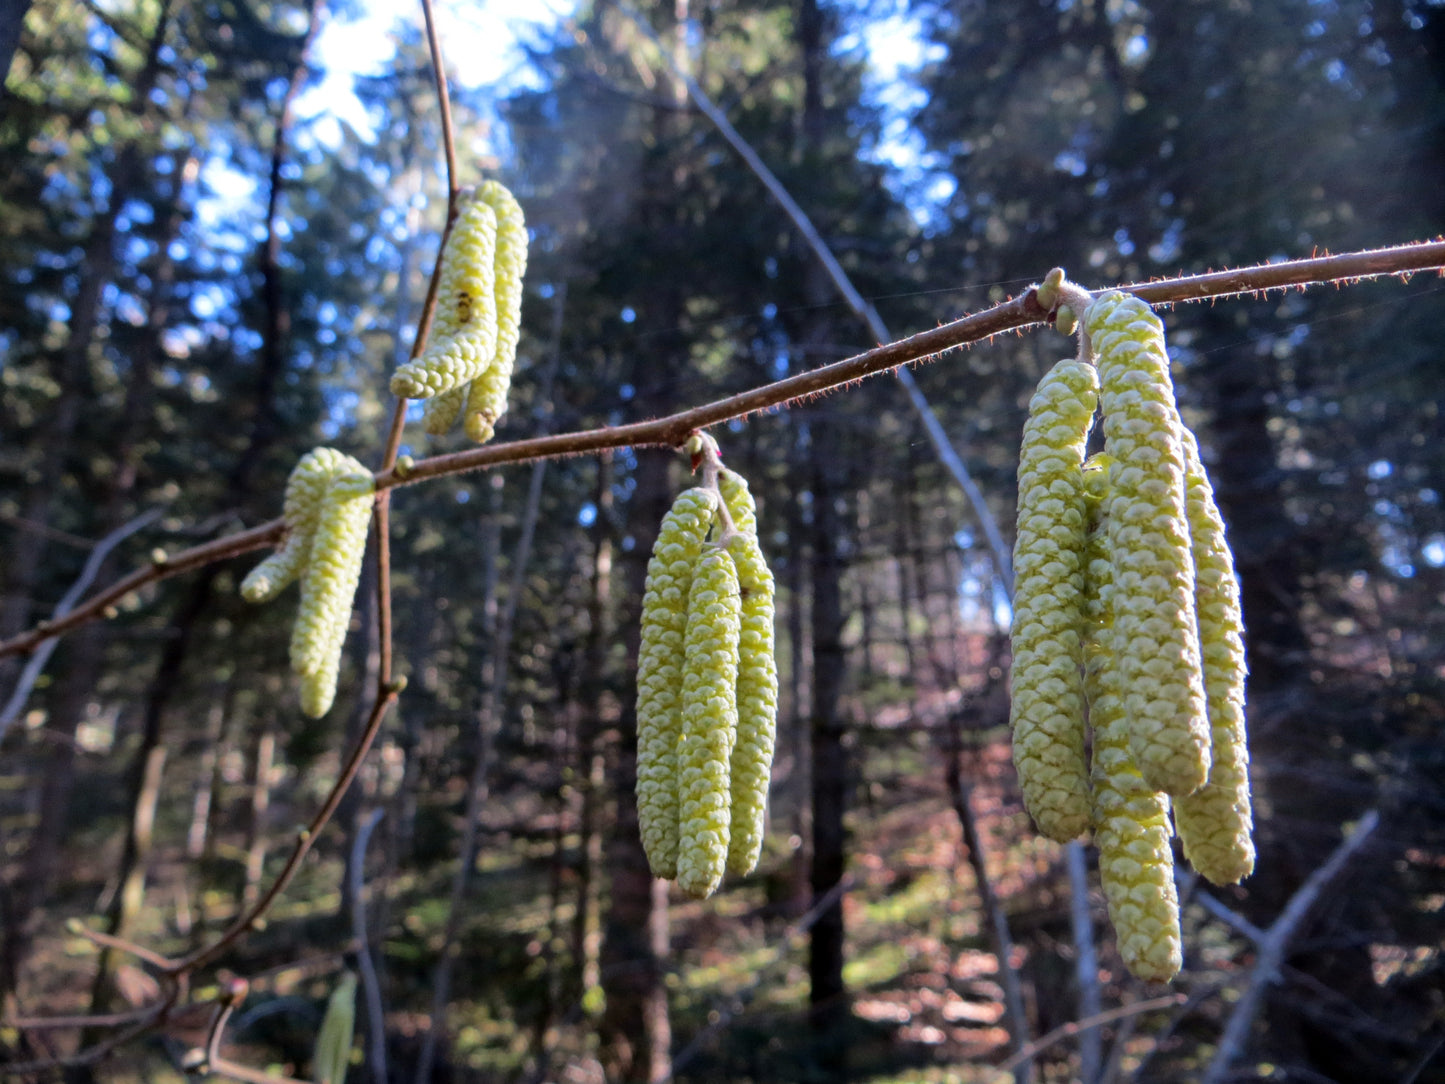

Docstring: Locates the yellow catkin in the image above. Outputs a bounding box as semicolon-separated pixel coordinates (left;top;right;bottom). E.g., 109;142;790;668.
1083;456;1183;982
719;472;777;877
390;194;500;400
290;465;375;718
635;487;720;880
718;468;758;534
462;181;527;443
422;382;468;436
241;447;351;603
676;545;741;900
1086;291;1211;797
1009;358;1099;842
1172;430;1255;884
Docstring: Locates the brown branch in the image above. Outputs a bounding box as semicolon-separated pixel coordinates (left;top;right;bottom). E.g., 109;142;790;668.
3;239;1443;666
166;686;400;975
0;520;282;663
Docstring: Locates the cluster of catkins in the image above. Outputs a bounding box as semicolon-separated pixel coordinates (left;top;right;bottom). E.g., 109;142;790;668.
390;181;528;444
241;448;375;718
636;440;779;900
240;181;530;716
1010;282;1254;982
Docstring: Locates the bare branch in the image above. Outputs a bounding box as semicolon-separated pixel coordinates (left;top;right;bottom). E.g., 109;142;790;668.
1200;809;1382;1084
993;993;1188;1078
0;508;163;744
3;241;1443;665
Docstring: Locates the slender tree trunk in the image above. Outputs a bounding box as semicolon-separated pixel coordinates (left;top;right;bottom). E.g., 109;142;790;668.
784;426;812;915
571;450;614;1018
599;451;672;1084
806;417;850;1069
81;0;324;1017
795;0;851;1069
240;727;277;909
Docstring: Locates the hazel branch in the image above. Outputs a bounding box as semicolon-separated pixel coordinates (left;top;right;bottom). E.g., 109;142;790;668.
2;239;1442;665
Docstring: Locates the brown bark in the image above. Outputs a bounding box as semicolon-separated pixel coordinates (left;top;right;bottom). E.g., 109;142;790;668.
0;6;183;1004
599;450;672;1084
796;0;850;1068
570;451;614;1017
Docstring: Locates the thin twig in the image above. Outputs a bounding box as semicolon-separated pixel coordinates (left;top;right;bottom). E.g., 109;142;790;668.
2;241;1443;665
166;688;401;976
0;520;282;661
65;922;175;972
1200;809;1381;1084
993;993;1187;1078
419;0;457;207
662;875;855;1080
0;509;164;743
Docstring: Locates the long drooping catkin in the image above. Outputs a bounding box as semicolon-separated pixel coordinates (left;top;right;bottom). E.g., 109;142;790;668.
1085;291;1211;798
1172;429;1255;884
719;470;777;877
1082;456;1183;982
1009;358;1099;842
636;487;719;880
675;546;741;900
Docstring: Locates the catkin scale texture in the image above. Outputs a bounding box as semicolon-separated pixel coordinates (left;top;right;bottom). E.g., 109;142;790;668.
721;476;777;877
1172;430;1255;884
676;546;741;900
1010;358;1098;842
718;469;758;535
462;181;527;442
290;468;375;718
241;447;350;603
1083;461;1183;982
1086;291;1211;797
391;196;499;400
636;488;720;880
422;383;468;436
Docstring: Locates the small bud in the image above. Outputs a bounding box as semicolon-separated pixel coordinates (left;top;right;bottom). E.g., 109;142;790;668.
1035;267;1067;311
1055;303;1078;337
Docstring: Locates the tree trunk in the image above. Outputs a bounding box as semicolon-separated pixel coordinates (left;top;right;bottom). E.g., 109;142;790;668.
599;451;672;1084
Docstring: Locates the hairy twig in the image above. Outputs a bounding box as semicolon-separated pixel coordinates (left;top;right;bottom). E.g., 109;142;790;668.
2;241;1443;667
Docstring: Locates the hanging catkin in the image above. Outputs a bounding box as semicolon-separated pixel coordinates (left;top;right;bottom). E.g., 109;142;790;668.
463;181;528;443
242;448;374;718
1009;358;1099;842
1082;456;1184;982
636;487;720;880
1171;429;1255;884
718;469;778;877
290;467;375;719
1085;291;1211;797
241;447;350;603
675;545;742;900
391;193;500;400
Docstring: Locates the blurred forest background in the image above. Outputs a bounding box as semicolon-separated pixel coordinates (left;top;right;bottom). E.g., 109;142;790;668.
1;0;1443;1081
